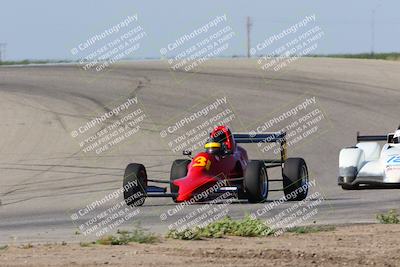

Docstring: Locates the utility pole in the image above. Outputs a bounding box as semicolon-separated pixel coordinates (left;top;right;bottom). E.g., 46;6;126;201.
0;43;6;62
246;16;252;58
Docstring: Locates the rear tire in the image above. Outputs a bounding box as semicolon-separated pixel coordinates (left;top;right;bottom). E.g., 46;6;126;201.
283;158;309;201
123;163;147;206
244;160;268;203
170;159;191;202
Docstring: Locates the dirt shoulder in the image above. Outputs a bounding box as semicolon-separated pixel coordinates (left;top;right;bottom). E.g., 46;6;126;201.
1;224;399;267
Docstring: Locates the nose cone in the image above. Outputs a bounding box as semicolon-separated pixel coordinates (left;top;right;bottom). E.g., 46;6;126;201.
174;172;217;202
173;152;219;202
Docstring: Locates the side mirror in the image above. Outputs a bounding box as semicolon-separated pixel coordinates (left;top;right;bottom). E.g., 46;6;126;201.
183;150;192;157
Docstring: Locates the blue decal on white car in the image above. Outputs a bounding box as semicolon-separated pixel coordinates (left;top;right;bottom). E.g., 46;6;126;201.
387;155;400;165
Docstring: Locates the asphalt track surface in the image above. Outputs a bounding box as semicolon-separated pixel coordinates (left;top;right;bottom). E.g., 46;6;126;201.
0;58;399;244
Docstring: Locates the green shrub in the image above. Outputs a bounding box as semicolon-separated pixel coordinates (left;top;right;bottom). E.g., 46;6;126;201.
79;242;93;247
166;215;273;240
377;210;400;224
96;227;159;245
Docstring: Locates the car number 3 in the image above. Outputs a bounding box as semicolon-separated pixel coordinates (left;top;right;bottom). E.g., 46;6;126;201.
192;156;211;170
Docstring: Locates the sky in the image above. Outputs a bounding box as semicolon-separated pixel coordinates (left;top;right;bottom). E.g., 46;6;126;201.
0;0;399;60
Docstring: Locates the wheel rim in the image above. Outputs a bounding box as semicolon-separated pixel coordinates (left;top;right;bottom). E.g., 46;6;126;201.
260;167;268;198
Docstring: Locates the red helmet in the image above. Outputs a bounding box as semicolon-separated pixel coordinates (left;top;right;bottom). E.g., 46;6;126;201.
210;126;235;152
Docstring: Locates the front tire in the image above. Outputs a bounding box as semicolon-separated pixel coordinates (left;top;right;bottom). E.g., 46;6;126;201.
283;158;309;201
244;160;268;203
170;159;191;202
123;163;147;206
341;184;358;190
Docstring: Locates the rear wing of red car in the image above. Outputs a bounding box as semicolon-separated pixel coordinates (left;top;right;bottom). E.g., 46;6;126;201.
233;132;287;162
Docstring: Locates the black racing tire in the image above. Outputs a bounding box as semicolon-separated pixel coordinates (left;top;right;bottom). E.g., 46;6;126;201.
123;163;147;207
244;160;268;203
170;159;191;202
341;184;359;190
283;158;309;201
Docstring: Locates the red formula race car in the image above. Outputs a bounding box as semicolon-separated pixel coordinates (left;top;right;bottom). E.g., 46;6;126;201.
123;126;309;206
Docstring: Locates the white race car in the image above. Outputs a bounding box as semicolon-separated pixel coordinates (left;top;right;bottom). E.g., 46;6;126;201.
338;126;400;189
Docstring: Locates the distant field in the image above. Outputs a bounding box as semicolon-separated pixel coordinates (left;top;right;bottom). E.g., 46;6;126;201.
0;59;71;65
310;52;400;61
1;53;400;66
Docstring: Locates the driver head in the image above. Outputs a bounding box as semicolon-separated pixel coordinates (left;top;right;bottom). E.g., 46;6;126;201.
204;142;223;155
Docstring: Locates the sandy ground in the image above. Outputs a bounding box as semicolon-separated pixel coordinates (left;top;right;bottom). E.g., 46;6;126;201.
1;224;399;267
